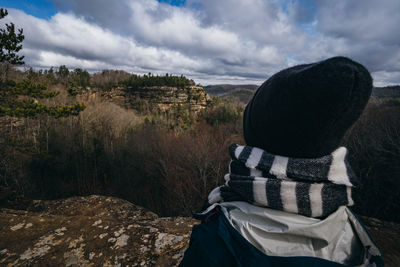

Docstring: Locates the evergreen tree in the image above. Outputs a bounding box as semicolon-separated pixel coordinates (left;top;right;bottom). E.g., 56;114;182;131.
0;8;24;65
0;9;85;118
57;65;69;80
0;80;86;118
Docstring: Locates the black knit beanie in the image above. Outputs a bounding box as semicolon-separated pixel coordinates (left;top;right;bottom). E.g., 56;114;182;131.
243;56;372;158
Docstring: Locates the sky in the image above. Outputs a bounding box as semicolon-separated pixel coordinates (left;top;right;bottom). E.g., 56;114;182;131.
0;0;399;86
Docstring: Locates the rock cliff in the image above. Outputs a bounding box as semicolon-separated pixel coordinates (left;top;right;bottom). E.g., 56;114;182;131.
1;195;399;266
95;86;211;113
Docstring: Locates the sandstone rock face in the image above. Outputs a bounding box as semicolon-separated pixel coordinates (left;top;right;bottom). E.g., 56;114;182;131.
1;195;399;266
98;86;211;113
0;195;197;266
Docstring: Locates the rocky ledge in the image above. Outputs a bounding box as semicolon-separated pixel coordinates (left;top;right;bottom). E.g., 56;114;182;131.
0;195;399;266
0;195;197;266
98;85;211;113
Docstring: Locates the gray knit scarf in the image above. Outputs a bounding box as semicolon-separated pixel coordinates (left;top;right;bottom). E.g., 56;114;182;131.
206;144;359;218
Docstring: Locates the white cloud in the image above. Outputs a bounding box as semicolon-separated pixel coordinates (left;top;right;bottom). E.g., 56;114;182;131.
371;71;400;87
2;0;400;85
6;10;206;74
314;0;400;73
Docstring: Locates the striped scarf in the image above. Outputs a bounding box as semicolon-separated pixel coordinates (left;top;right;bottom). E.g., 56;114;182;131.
206;144;359;218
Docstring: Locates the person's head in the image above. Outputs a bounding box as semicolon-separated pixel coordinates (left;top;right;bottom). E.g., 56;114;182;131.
243;56;372;158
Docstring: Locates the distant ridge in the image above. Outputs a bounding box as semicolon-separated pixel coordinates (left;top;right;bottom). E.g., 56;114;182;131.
204;84;259;95
204;84;258;103
204;84;400;104
372;85;400;98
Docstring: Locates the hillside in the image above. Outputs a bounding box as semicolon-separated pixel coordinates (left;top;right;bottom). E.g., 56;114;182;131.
0;69;211;119
204;84;258;103
204;84;259;95
204;84;400;104
372;85;400;98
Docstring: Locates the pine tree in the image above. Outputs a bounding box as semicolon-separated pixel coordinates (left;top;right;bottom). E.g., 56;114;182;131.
0;8;25;65
0;8;85;118
0;80;86;118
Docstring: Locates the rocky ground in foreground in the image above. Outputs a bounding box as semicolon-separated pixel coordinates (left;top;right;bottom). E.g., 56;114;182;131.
0;195;399;267
0;195;197;266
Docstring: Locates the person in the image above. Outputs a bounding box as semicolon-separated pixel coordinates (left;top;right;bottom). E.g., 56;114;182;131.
180;56;384;267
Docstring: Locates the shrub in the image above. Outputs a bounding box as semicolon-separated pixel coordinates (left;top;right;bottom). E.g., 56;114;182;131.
344;102;400;222
199;98;243;126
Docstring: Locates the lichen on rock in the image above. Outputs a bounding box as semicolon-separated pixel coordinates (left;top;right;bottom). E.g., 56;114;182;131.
0;195;197;266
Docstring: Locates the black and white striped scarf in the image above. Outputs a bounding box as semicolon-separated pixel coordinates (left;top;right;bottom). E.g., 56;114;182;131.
206;144;359;218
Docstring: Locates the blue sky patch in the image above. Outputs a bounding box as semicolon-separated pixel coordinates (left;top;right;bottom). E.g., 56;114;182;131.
0;0;57;19
157;0;186;7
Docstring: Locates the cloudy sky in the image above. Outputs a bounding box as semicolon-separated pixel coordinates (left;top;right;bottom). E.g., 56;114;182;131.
1;0;399;85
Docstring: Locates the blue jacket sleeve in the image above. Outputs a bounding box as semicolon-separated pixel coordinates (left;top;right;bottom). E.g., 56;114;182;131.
179;219;238;267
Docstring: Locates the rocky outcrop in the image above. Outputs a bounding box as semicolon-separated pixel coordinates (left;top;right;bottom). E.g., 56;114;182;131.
0;195;197;266
1;195;399;266
94;86;211;114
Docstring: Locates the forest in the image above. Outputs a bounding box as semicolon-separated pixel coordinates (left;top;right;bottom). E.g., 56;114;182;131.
0;63;399;223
